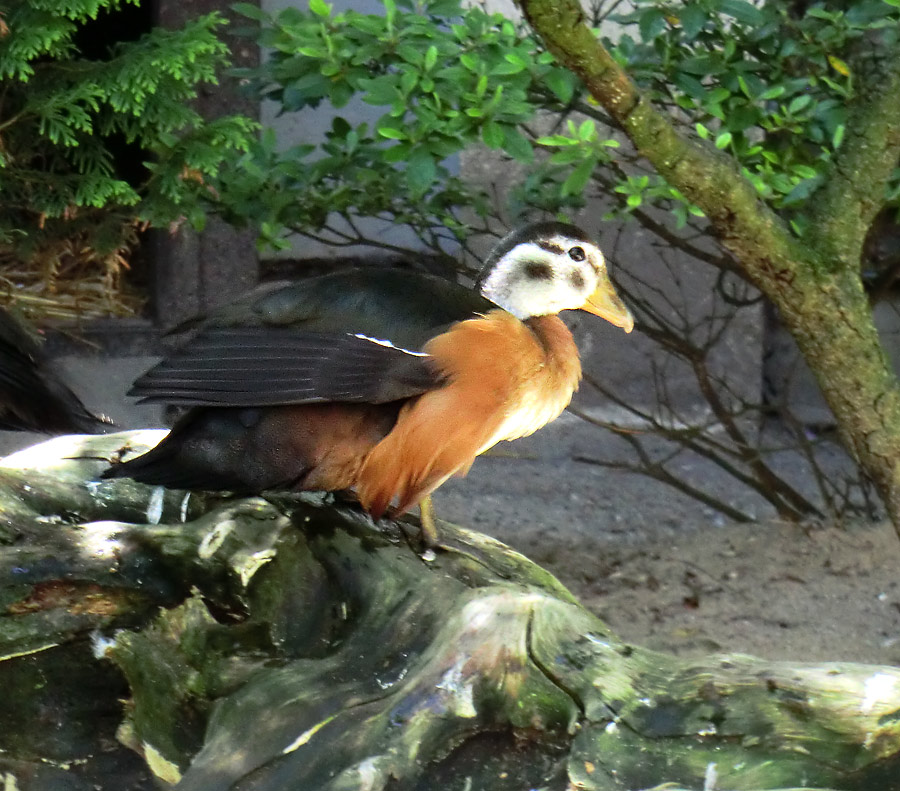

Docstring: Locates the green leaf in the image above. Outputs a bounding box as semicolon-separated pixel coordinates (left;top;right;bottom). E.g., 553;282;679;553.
360;77;399;105
282;74;331;108
706;87;731;104
727;106;760;133
426;0;462;14
397;45;422;66
679;4;707;38
406;148;436;195
545;71;575;104
719;0;765;26
781;175;821;207
491;61;529;76
383;142;411;163
400;70;419;95
561;157;594;197
638;7;667;41
377;125;407;140
232;3;269;22
424;45;438;71
787;95;811;114
706;103;725;121
505;51;528;68
715;131;733;149
791;164;818;179
331;81;353;108
460;53;479;72
549;147;589;165
309;0;330;17
678;56;720;76
805;7;838;20
759;85;786;100
481;120;504;148
501;125;533;163
674;73;706;99
832;124;845;149
536;134;576;146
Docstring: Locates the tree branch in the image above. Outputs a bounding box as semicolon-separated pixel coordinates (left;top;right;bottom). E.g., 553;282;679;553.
806;53;900;270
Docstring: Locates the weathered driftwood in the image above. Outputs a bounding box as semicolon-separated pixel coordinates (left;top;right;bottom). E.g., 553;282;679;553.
1;431;899;791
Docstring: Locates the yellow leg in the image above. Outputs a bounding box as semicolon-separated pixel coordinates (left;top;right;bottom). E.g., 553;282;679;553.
418;494;440;549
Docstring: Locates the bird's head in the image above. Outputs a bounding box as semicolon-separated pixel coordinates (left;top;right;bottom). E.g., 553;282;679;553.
476;221;634;332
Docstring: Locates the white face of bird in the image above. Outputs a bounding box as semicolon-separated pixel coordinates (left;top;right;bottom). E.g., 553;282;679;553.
477;223;634;332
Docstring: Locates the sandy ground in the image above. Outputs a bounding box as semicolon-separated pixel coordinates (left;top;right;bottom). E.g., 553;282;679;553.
4;410;900;671
434;413;900;668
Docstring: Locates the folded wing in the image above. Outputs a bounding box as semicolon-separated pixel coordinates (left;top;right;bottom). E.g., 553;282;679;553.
129;327;443;407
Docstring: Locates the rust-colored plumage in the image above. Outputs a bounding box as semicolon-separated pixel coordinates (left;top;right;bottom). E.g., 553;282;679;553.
104;222;633;534
357;311;581;516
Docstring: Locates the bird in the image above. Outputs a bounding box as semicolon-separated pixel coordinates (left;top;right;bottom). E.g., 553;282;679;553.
0;306;110;435
103;222;634;544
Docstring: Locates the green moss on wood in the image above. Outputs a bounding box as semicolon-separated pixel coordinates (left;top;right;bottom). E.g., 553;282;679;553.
2;433;900;790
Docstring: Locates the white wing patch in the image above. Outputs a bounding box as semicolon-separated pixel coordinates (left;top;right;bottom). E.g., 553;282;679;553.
352;333;429;357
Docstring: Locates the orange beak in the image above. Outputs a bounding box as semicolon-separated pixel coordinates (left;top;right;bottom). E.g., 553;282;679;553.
580;274;634;333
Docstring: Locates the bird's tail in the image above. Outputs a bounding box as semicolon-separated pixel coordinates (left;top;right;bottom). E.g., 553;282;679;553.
101;410;250;491
0;307;113;435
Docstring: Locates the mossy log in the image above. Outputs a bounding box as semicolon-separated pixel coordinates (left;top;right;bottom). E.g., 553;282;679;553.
1;431;899;791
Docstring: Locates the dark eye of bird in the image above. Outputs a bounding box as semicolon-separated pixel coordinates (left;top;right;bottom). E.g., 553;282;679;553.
568;246;586;262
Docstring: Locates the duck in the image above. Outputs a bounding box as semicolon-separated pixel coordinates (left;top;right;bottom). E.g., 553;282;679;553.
0;307;110;435
103;221;634;544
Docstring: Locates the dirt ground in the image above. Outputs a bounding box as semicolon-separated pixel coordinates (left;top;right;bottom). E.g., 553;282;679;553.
434;413;900;668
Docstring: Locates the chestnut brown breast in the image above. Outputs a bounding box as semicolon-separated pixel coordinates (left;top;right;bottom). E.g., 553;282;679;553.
355;310;581;516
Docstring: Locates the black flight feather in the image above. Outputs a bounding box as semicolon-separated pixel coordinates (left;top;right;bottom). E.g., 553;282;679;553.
129;328;443;407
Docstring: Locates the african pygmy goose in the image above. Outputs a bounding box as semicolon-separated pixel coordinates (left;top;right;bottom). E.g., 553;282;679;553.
104;222;634;544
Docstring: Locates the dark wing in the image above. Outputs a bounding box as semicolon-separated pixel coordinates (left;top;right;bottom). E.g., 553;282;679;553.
130;327;443;406
179;268;497;350
0;309;109;434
